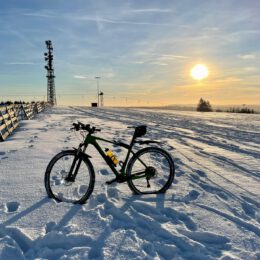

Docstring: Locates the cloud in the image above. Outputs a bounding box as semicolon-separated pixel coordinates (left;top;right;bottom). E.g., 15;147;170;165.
158;54;188;61
244;67;258;71
131;61;145;64
8;29;35;48
215;77;242;83
131;52;189;66
71;15;172;27
127;8;173;14
19;9;175;28
5;62;36;65
102;72;115;78
150;61;168;66
22;12;55;18
238;54;256;60
95;14;105;32
73;72;115;80
73;75;88;79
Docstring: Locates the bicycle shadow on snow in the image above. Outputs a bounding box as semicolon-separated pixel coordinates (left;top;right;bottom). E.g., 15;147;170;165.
1;197;49;227
0;192;231;259
0;196;83;257
86;190;230;259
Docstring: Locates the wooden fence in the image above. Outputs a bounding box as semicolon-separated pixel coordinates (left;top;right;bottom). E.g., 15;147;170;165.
0;102;47;141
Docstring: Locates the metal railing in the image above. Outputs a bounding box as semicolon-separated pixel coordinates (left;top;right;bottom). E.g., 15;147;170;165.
0;102;48;141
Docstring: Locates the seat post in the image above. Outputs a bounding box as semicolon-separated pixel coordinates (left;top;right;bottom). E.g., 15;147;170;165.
121;131;136;173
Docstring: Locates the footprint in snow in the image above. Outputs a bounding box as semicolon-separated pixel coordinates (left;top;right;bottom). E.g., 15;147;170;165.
113;147;122;153
8;149;17;153
196;170;206;177
176;190;200;204
0;152;8;160
187;190;200;201
96;193;107;203
178;229;230;248
45;221;56;233
107;187;119;199
99;169;110;176
176;170;185;177
64;136;71;143
36;127;48;132
241;195;260;208
241;201;256;218
4;201;20;213
216;192;229;201
190;173;200;181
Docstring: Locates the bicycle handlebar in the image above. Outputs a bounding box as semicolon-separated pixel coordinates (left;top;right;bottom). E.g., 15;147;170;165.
71;122;101;134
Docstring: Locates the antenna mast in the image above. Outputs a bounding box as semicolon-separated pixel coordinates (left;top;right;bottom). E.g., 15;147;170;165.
44;40;56;106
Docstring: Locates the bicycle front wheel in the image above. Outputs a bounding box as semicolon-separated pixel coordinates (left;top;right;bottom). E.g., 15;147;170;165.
126;147;175;194
44;150;95;204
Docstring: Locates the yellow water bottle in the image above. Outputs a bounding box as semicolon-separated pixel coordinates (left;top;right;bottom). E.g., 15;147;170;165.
105;148;118;166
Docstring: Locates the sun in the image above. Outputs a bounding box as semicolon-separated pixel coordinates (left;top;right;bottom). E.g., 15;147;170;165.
191;64;209;80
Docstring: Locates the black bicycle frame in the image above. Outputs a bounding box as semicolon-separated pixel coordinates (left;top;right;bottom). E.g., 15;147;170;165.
67;132;148;182
83;134;136;178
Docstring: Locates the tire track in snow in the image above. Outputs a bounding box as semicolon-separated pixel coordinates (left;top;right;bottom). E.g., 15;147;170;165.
72;107;259;195
74;107;260;159
73;107;259;225
167;139;259;224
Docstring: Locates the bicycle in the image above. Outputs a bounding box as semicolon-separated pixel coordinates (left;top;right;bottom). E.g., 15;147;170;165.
44;122;175;204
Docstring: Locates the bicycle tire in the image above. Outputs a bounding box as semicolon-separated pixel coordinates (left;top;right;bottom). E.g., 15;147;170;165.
126;147;175;194
44;150;95;204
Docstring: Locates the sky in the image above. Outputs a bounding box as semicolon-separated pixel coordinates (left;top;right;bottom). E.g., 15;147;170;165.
0;0;260;106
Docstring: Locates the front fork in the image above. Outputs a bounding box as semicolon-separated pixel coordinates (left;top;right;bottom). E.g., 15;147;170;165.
65;143;88;182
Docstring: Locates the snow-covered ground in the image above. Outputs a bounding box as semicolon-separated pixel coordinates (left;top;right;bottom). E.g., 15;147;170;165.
0;106;259;260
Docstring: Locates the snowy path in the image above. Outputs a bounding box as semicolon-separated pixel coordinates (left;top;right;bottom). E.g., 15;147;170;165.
0;106;259;259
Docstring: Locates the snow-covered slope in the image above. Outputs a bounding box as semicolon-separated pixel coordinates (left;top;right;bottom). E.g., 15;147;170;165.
0;107;259;260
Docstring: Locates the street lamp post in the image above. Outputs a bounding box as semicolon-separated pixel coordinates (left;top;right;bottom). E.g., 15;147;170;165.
95;76;101;107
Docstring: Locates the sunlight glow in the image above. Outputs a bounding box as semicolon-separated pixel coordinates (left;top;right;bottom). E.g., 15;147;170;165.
191;64;209;80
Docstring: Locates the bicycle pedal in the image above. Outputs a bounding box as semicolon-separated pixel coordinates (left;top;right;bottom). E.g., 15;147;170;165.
105;176;127;185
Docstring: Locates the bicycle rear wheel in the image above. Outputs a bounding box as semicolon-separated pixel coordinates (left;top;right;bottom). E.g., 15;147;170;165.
126;147;175;194
44;150;95;204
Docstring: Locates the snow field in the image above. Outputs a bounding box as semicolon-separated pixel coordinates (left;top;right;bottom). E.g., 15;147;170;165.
0;106;259;259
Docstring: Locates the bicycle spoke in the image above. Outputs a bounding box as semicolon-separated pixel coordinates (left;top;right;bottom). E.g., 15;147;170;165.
127;147;174;194
48;153;92;203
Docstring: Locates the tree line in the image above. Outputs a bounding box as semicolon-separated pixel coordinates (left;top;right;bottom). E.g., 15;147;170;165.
197;98;255;113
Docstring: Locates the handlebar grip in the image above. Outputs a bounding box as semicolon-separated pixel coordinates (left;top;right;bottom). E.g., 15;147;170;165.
71;122;101;133
77;121;84;126
72;123;80;131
